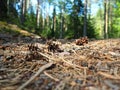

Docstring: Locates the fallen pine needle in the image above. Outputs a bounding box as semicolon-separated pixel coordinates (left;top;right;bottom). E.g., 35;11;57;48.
61;57;87;69
97;71;120;80
44;71;59;82
17;62;53;90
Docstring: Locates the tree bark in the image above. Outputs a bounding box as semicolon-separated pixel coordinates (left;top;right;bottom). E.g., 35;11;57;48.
36;0;40;28
51;6;56;37
21;0;28;24
88;0;91;20
7;0;9;16
98;3;104;38
60;9;63;39
83;0;87;36
0;0;7;19
104;0;108;39
108;0;113;38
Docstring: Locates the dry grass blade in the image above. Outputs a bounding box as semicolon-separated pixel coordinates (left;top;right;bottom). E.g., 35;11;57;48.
17;62;53;90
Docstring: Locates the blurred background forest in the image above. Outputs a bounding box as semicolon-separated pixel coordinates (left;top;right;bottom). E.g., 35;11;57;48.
0;0;120;39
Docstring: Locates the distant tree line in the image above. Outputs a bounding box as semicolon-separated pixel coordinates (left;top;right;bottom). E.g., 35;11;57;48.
0;0;120;39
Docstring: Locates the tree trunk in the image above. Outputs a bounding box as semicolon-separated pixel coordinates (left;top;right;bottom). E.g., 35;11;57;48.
26;0;30;10
88;0;91;20
51;6;56;37
83;0;87;36
46;3;50;27
21;0;25;24
108;0;113;38
104;0;108;39
0;0;7;19
21;0;28;24
36;0;40;28
7;0;9;16
60;9;64;39
99;3;103;38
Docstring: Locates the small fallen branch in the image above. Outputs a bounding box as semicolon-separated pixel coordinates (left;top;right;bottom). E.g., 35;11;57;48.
39;52;86;69
17;62;53;90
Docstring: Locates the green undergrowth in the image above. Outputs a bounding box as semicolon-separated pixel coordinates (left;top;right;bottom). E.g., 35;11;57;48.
0;21;34;36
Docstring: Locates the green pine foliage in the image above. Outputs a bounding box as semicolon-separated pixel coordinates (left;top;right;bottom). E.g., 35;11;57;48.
111;1;120;38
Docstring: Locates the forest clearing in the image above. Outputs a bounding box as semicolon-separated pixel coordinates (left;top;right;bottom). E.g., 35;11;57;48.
0;33;120;90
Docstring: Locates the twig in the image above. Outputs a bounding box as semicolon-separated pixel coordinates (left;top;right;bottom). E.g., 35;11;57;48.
44;71;59;82
39;52;86;69
38;52;57;61
17;62;53;90
55;77;70;90
55;81;66;90
97;71;120;80
0;79;10;83
104;80;119;90
12;64;36;82
61;57;87;69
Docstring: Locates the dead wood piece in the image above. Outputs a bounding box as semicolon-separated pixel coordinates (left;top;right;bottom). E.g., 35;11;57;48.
17;62;53;90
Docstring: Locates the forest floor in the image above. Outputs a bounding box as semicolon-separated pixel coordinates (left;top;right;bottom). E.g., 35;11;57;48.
0;33;120;90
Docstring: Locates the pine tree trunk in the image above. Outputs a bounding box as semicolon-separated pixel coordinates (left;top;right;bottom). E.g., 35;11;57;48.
0;0;7;18
36;0;40;28
83;0;87;36
51;6;56;37
108;0;113;38
7;0;9;16
60;9;64;39
46;3;50;27
88;0;91;20
104;0;108;39
21;0;28;24
99;4;103;38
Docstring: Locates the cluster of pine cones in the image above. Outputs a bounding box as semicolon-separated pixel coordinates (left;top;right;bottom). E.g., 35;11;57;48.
75;36;88;45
